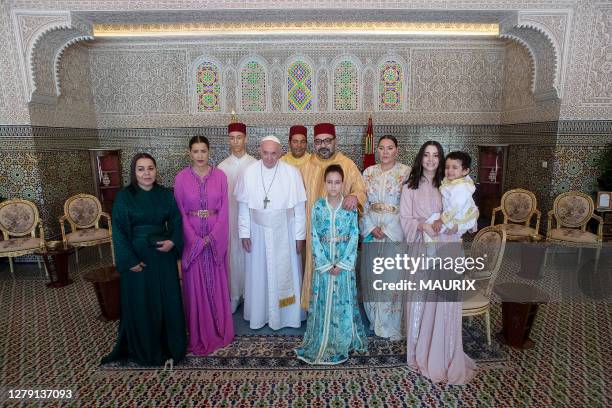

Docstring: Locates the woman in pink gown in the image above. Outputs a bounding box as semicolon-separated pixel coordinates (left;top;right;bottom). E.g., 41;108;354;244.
399;141;476;385
174;136;234;355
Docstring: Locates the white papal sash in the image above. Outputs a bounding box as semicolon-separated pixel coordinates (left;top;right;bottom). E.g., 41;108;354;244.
251;208;295;308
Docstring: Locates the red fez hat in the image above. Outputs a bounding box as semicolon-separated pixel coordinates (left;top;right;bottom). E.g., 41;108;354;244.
228;122;247;134
314;123;335;137
289;125;308;137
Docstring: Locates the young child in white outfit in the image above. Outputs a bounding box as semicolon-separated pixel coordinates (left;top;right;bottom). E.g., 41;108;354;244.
424;151;479;243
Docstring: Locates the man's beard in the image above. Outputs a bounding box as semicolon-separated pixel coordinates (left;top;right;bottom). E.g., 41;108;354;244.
317;148;333;159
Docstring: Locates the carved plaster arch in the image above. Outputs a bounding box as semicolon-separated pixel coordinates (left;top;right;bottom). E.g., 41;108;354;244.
500;21;561;101
29;25;92;103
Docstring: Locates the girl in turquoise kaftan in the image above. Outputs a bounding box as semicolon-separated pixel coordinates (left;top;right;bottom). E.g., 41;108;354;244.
295;165;367;365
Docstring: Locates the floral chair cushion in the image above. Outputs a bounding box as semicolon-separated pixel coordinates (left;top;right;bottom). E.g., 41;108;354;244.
555;195;592;227
67;197;99;227
500;223;537;237
549;228;598;244
66;228;110;244
0;237;43;253
0;203;36;235
503;191;534;221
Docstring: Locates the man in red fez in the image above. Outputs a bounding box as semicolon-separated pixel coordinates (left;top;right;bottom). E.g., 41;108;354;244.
299;122;366;310
218;121;256;313
280;125;311;169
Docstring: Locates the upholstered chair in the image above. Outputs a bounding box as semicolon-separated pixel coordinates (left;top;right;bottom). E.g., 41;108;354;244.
0;199;47;278
490;188;542;241
545;191;603;267
462;226;507;346
59;194;115;267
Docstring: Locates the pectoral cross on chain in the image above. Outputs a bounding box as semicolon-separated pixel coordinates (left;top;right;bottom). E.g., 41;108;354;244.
263;196;270;209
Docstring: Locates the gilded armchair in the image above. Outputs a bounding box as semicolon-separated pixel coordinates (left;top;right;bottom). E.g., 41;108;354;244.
545;191;602;267
491;188;541;241
0;199;47;278
462;226;507;346
59;194;115;266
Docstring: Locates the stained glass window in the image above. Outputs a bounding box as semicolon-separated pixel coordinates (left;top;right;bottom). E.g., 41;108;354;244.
195;62;221;112
287;61;313;111
333;60;359;111
379;61;403;110
241;60;267;112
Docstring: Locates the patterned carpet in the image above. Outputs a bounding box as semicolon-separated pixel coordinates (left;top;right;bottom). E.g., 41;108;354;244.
99;325;502;372
0;249;610;407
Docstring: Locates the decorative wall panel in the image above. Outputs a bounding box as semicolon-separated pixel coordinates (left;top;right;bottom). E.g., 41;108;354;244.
0;2;30;124
333;60;359;111
502;42;535;112
287;60;314;112
90;49;187;115
411;48;504;112
0;150;43;205
195;61;221;112
583;5;611;105
378;60;404;111
37;150;95;238
316;68;328;112
560;1;612;119
240;60;267;112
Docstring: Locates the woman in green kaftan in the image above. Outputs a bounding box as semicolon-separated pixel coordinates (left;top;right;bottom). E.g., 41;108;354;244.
101;153;187;367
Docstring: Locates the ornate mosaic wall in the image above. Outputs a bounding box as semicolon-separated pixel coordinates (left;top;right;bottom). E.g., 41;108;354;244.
553;120;612;197
502;122;558;216
502;121;612;218
81;39;511;127
1;1;611;124
1;120;609;241
36;149;95;238
1;1;611;243
96;124;504;189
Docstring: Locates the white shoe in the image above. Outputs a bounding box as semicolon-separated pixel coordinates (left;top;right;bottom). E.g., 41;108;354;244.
163;358;174;371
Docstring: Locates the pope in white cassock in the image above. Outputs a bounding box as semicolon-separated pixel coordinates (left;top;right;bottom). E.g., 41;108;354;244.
235;135;307;330
218;122;257;313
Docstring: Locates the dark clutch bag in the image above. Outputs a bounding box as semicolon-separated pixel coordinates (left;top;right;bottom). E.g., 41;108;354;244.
146;232;171;247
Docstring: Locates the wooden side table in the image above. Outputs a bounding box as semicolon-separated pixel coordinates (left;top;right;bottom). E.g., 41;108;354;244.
494;283;549;349
42;241;75;288
83;266;120;321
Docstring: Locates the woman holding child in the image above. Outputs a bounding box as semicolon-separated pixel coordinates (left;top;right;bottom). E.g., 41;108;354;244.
399;141;476;384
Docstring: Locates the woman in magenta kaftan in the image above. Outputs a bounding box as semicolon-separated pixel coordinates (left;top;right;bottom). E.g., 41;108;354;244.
174;136;234;355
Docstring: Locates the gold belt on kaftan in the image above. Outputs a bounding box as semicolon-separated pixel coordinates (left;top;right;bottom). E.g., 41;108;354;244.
370;203;399;214
188;209;218;218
